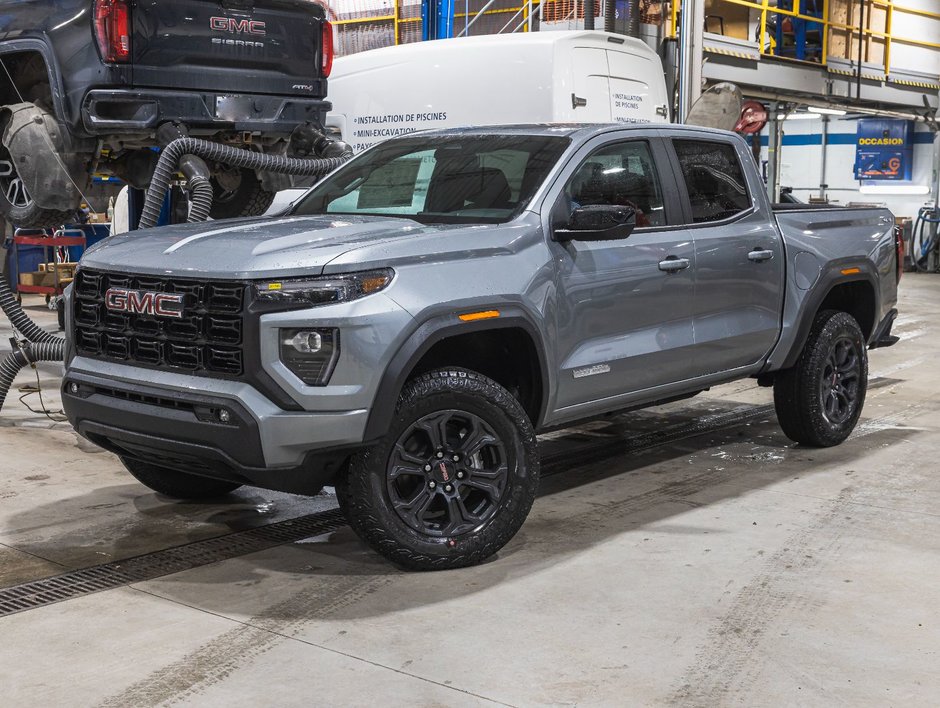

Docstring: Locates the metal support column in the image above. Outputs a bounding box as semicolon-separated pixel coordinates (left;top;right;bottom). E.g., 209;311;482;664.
677;0;704;123
930;127;940;248
766;103;782;203
819;114;829;201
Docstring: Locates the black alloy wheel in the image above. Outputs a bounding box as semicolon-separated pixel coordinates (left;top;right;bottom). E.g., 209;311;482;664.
774;309;868;447
337;368;540;570
818;336;862;426
386;409;509;538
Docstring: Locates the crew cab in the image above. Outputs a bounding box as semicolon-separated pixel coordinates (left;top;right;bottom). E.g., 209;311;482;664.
0;0;333;226
62;124;902;570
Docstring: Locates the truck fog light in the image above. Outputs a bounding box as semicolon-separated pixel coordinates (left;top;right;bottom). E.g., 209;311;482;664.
218;408;231;424
69;382;79;395
285;330;322;354
278;328;340;386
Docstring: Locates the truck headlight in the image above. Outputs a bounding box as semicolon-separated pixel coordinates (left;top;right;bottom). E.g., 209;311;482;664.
255;269;393;307
279;328;339;386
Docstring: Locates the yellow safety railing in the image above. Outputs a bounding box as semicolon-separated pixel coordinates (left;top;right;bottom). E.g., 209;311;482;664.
666;0;940;77
328;0;537;54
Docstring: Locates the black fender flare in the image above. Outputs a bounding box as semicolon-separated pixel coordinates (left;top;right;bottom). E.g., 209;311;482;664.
362;303;552;443
776;259;882;371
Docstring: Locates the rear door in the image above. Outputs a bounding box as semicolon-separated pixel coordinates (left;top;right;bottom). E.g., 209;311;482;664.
668;135;785;376
569;48;612;122
131;0;324;97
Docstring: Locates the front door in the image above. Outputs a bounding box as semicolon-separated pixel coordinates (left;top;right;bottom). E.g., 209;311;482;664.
550;137;696;414
668;137;785;376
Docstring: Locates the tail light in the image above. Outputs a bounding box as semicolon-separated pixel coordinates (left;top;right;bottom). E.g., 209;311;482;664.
94;0;131;63
321;21;334;78
895;225;904;282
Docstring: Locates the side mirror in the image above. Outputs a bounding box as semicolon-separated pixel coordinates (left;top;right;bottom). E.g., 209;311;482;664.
554;204;637;242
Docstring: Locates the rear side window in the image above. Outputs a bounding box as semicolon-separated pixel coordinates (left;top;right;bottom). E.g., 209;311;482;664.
673;140;751;223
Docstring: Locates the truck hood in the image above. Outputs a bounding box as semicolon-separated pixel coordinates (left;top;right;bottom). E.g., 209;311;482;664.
80;214;469;279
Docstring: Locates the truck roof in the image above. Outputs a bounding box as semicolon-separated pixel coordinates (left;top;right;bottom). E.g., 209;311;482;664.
411;123;736;140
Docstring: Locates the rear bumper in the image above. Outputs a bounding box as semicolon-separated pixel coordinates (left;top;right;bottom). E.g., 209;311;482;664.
869;308;899;349
61;365;365;495
81;89;330;134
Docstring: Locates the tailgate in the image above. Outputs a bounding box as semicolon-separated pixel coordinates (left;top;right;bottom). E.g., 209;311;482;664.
131;0;325;97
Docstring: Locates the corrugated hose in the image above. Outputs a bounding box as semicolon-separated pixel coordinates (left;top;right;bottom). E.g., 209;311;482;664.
139;136;352;229
1;131;351;412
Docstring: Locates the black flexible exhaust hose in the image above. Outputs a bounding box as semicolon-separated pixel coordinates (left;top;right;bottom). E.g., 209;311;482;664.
139;138;352;230
0;133;350;411
0;273;63;345
187;173;214;224
0;339;65;413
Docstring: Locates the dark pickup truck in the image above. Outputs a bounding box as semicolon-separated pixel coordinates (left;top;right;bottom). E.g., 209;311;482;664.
0;0;333;226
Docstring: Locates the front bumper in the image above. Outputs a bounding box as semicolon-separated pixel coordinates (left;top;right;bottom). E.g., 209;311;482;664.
62;360;367;495
81;89;330;135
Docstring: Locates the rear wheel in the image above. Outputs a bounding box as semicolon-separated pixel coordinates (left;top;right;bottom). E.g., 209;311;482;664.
774;310;868;447
209;168;275;219
0;138;72;228
121;457;242;499
336;369;539;570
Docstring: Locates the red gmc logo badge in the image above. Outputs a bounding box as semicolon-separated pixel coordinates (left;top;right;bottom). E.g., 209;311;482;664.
104;288;185;319
209;17;267;35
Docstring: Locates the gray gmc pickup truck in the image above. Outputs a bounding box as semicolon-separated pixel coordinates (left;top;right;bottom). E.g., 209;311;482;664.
62;124;902;570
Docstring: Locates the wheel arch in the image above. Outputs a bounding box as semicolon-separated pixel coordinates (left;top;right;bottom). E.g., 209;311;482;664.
362;305;551;442
779;264;880;371
0;42;65;121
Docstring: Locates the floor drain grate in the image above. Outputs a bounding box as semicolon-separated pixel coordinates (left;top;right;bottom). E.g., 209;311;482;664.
0;508;347;619
0;396;799;619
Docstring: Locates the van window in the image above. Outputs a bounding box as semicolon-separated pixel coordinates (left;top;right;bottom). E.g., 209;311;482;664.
673;140;751;223
564;140;666;228
295;135;570;225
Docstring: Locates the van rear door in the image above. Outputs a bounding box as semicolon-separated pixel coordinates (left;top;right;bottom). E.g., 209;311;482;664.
130;0;326;98
570;48;612;121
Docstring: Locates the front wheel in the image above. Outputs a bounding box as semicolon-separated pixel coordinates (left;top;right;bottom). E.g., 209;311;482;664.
336;369;540;570
121;457;242;499
774;310;868;447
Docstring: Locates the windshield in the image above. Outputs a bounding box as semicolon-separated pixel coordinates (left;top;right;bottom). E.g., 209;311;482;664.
292;135;570;224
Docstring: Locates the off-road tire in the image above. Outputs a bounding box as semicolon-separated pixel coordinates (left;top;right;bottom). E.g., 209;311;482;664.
209;169;275;219
121;457;241;499
336;368;540;570
774;310;868;447
0;101;74;228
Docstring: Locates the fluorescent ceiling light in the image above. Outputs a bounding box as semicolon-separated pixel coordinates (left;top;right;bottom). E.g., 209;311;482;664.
776;113;819;120
859;184;929;195
807;106;847;116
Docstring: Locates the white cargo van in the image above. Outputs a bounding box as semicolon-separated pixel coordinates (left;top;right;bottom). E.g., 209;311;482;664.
326;31;670;152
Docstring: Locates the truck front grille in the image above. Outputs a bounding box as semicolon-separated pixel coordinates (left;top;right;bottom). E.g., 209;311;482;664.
73;269;247;377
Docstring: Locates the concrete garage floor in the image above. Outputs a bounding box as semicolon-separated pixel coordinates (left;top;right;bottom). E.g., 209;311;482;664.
1;276;939;707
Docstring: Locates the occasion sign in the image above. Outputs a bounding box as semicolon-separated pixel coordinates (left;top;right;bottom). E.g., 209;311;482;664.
855;119;914;181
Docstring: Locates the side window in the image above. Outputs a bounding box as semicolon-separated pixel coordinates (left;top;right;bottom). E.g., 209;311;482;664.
673;140;751;223
564;140;666;228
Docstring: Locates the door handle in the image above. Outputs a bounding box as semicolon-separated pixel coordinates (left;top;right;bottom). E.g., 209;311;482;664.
748;248;774;262
658;257;691;273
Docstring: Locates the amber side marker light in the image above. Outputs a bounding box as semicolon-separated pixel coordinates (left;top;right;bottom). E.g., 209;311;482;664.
458;310;500;322
841;267;861;275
